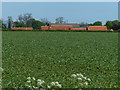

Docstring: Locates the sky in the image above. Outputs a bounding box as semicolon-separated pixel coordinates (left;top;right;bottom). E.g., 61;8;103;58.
2;2;118;24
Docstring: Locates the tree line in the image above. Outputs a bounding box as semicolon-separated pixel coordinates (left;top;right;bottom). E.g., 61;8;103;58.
1;13;120;30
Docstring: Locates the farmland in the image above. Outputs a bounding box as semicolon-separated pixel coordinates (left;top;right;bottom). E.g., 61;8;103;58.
2;31;118;88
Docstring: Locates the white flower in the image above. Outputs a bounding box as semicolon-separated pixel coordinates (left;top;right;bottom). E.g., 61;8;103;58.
84;82;88;85
27;80;31;83
37;79;42;82
37;80;45;86
51;82;56;85
87;78;91;81
77;78;82;81
83;76;87;80
76;74;80;76
25;84;32;88
55;82;59;84
33;86;38;89
76;73;84;77
27;77;31;80
47;85;51;88
50;82;62;88
27;85;31;88
32;77;36;80
57;84;62;88
37;79;45;83
71;74;77;78
79;73;84;77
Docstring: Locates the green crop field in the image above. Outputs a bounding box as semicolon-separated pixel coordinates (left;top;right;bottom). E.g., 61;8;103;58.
2;31;118;88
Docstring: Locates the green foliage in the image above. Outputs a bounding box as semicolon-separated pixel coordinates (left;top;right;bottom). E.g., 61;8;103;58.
31;20;46;29
13;13;46;29
112;20;119;26
14;21;27;27
8;16;13;28
93;21;102;26
0;19;7;29
88;24;93;26
105;21;113;29
23;73;90;88
18;13;32;24
2;31;118;88
80;22;88;27
55;17;64;23
111;20;120;30
26;19;35;27
26;19;46;29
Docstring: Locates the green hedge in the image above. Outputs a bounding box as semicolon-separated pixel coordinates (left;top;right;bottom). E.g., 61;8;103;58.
2;29;119;32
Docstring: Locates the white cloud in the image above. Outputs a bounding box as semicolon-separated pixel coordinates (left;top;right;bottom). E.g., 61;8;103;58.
1;0;119;2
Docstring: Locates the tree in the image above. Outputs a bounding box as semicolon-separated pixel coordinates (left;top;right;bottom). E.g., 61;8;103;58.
111;20;120;30
14;21;27;27
112;20;119;26
8;16;13;28
26;19;46;29
105;21;113;29
93;21;102;26
32;20;46;29
23;13;32;24
55;17;64;23
80;22;88;27
88;23;93;26
2;23;7;29
40;18;50;24
26;18;35;27
18;13;32;24
18;14;24;23
0;19;7;29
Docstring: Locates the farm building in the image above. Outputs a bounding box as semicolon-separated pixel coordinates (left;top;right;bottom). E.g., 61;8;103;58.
87;26;108;31
41;23;86;30
48;23;80;27
11;27;33;30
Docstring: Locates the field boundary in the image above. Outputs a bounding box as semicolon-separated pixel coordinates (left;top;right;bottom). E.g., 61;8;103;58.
2;29;119;32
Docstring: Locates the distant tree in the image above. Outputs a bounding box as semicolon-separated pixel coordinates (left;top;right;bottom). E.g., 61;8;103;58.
112;20;119;26
111;20;120;30
18;14;24;23
8;16;13;28
40;18;50;24
93;21;102;26
0;19;7;29
14;21;27;27
2;23;7;29
80;22;88;27
105;21;113;29
23;13;32;24
26;19;46;29
88;24;93;26
26;18;35;27
18;13;32;24
55;17;64;23
32;20;46;29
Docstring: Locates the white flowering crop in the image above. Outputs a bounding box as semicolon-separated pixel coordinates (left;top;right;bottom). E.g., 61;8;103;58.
27;77;31;80
71;73;91;88
71;74;77;78
25;77;62;88
50;82;62;88
24;73;90;88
